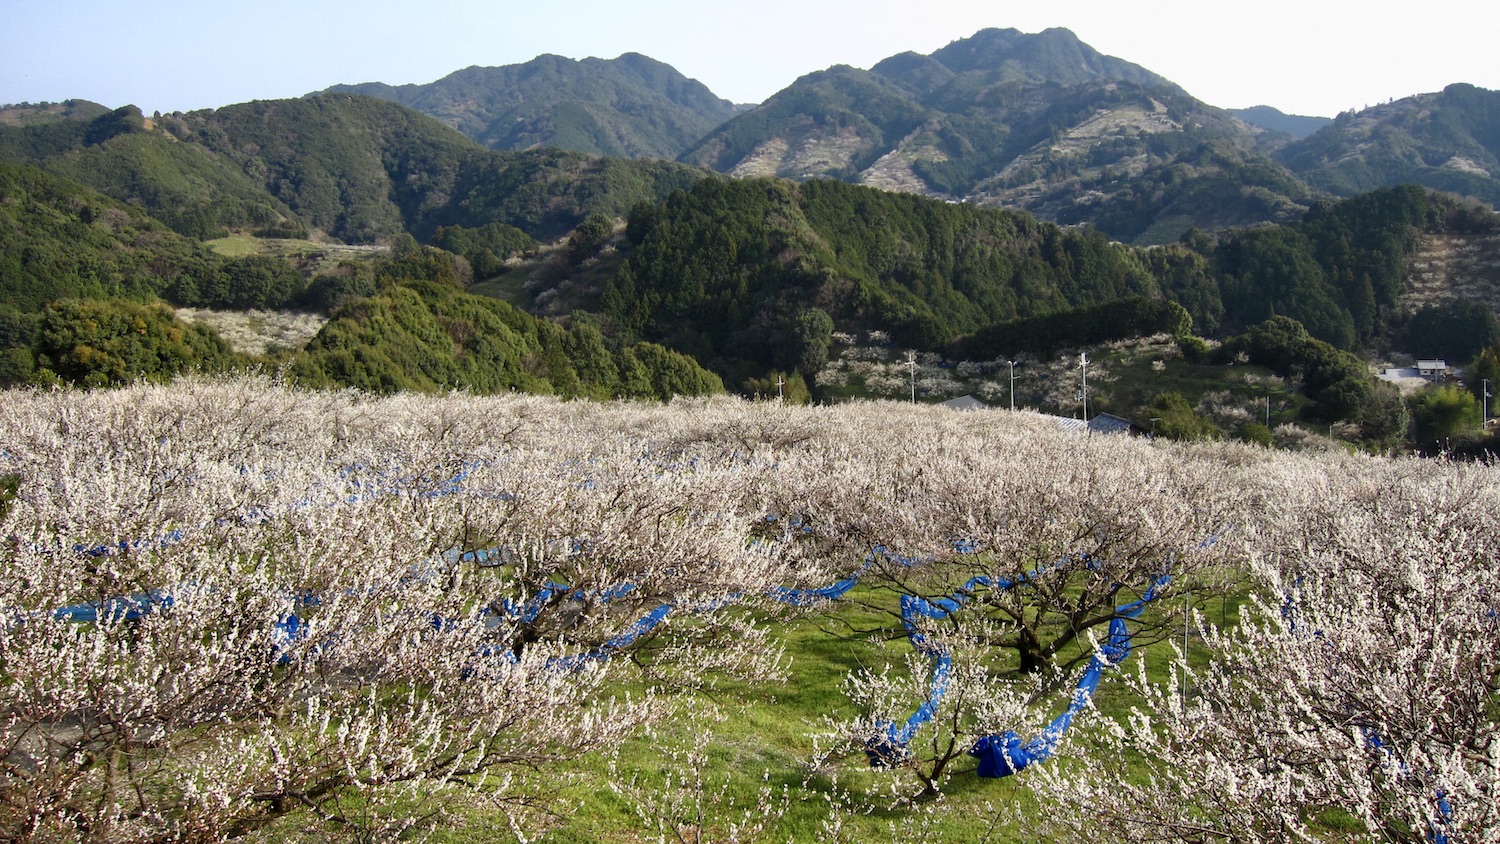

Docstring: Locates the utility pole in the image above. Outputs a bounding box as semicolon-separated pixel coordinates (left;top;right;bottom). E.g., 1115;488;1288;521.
906;351;917;404
1266;394;1271;429
776;375;786;403
1007;360;1017;411
1484;379;1492;430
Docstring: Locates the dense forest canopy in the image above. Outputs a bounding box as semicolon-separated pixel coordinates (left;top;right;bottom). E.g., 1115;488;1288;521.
603;177;1498;382
0;96;713;245
603;177;1161;385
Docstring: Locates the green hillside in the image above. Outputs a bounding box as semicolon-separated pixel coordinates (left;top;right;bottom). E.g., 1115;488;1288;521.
1278;83;1500;207
291;247;722;400
598;178;1497;394
5;66;1499;453
0;161;223;313
0;95;713;245
602;177;1159;386
325;52;742;159
0;156;720;399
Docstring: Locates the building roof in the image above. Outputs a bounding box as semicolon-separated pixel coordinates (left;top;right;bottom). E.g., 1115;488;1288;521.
1086;413;1139;436
1053;417;1088;435
1042;413;1139;436
942;395;988;411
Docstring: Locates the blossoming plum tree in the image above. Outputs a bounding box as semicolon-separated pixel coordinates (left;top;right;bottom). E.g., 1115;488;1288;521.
1033;453;1500;842
0;378;808;840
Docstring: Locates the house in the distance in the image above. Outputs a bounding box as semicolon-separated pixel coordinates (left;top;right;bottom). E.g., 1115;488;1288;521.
1417;360;1449;380
1086;412;1141;436
1377;359;1450;393
1043;412;1142;436
941;395;988;412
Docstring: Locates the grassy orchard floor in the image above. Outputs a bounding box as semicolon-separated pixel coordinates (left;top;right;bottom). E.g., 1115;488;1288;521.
415;582;1253;843
205;235;389;277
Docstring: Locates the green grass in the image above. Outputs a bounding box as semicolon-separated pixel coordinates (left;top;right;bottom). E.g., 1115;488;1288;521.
479;581;1254;843
205;235;387;277
206;234;268;258
234;573;1261;842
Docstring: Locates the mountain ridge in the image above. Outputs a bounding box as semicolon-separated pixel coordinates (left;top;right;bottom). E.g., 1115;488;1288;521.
0;94;713;244
8;28;1500;246
678;28;1313;243
1276;83;1500;208
320;52;742;160
1231;105;1333;140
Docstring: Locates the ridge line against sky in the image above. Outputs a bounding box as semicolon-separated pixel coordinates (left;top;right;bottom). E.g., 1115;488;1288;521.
3;0;1497;120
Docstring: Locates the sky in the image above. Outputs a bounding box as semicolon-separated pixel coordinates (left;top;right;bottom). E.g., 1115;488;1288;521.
3;0;1497;119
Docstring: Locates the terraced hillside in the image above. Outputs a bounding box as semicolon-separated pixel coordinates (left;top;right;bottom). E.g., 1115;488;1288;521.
1403;230;1500;314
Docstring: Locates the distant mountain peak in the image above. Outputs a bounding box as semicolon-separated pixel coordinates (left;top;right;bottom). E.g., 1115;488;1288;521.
920;26;1169;88
680;27;1308;243
1230;105;1333;140
319;53;739;160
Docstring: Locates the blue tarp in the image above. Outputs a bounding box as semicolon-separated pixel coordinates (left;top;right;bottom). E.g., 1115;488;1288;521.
52;588;176;623
866;653;952;768
969;615;1135;777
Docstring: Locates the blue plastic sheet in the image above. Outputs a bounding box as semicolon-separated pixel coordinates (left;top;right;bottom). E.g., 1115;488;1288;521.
52;589;175;623
969;586;1164;778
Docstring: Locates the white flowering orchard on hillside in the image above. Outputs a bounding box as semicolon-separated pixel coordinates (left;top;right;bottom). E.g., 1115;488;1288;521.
1033;451;1500;843
1;377;1496;841
0;379;814;840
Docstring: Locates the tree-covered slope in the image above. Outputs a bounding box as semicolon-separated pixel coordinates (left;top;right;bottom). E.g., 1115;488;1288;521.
1;94;713;245
1277;83;1500;208
0;160;224;313
323;52;742;160
677;64;930;179
0;154;722;399
282;243;724;399
0;105;302;239
598;177;1499;394
171;95;714;243
0;99;112;128
602;177;1159;384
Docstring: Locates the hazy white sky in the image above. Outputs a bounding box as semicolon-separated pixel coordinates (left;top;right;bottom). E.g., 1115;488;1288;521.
3;0;1495;119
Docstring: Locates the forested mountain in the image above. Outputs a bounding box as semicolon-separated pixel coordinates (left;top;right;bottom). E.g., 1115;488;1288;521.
0;161;225;313
604;177;1157;385
0;158;722;397
0;99;112;128
322;53;743;160
0;104;303;239
288;257;723;400
270;30;1500;246
676;27;1312;244
1230;106;1333;140
1275;83;1500;208
6;38;1500;439
0;95;712;244
604;178;1496;383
